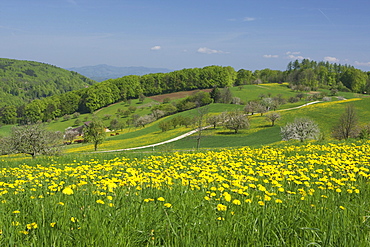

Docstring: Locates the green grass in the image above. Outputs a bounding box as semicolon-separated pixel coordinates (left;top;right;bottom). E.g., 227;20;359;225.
0;142;369;246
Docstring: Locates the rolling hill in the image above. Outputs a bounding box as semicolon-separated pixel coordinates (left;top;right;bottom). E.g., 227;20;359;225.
0;58;96;107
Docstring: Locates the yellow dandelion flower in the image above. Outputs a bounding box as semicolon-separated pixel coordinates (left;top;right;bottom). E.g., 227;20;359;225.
244;198;252;203
12;210;20;214
19;230;29;235
107;196;113;201
57;202;65;206
71;217;77;223
204;196;210;201
62;187;74;195
164;203;172;208
50;222;56;227
258;201;265;206
275;199;283;204
232;199;241;205
339;206;346;210
216;217;225;221
96;199;105;204
216;204;227;211
12;221;20;226
157;197;165;202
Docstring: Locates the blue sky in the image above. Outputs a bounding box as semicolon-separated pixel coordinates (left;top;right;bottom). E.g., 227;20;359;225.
1;0;370;71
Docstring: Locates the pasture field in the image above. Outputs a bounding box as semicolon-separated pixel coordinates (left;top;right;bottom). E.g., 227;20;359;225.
0;141;369;246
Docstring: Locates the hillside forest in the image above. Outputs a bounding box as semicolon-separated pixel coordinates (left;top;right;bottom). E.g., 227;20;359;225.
0;58;369;125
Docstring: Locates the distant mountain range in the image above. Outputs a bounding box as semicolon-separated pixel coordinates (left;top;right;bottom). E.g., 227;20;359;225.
67;64;173;82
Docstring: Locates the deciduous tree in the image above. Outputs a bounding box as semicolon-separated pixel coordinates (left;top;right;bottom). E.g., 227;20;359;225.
281;118;320;142
83;118;106;151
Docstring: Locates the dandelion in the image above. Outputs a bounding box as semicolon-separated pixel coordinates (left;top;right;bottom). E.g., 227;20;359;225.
96;199;105;204
245;199;252;203
26;222;38;230
204;196;210;201
62;187;74;195
50;222;56;227
107;196;113;201
19;230;29;235
71;217;77;223
144;198;154;202
232;199;241;205
12;210;20;214
275;199;283;203
157;197;165;202
164;203;172;208
57;202;65;206
339;206;346;210
12;221;20;226
216;217;225;221
216;204;227;211
258;201;265;206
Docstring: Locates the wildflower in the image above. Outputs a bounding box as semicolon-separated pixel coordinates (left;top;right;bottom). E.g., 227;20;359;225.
258;201;265;206
275;199;283;203
50;222;56;227
71;217;77;223
19;230;29;235
232;199;241;205
12;210;20;214
108;203;114;207
96;199;105;204
157;197;165;202
164;203;172;208
144;198;154;202
26;222;38;230
107;196;113;201
339;206;346;210
216;204;227;211
62;187;74;195
216;217;225;221
223;192;231;202
57;202;65;206
204;196;210;201
245;199;252;203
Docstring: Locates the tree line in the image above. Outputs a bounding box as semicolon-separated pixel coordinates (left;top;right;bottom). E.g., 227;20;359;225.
1;60;370;125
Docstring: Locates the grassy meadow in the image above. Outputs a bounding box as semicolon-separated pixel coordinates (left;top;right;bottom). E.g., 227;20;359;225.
1;141;370;246
1;83;370;246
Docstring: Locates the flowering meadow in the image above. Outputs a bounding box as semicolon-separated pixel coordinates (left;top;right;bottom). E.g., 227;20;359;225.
0;141;369;246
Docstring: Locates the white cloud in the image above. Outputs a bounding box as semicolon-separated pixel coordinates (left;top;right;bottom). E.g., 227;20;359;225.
287;55;305;60
355;61;370;67
243;17;256;22
263;54;279;58
150;45;161;51
324;56;340;63
285;51;309;60
197;47;229;54
286;51;301;55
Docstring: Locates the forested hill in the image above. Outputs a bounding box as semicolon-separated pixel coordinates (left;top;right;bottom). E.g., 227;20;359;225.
0;58;96;107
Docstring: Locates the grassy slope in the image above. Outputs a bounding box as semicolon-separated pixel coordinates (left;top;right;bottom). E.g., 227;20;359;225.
1;83;368;153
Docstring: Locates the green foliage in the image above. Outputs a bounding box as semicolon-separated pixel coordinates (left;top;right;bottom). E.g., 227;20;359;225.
0;58;95;107
83;118;106;151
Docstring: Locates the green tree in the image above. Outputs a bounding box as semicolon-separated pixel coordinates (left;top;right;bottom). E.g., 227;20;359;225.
0;105;17;124
83;118;106;151
223;111;249;134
